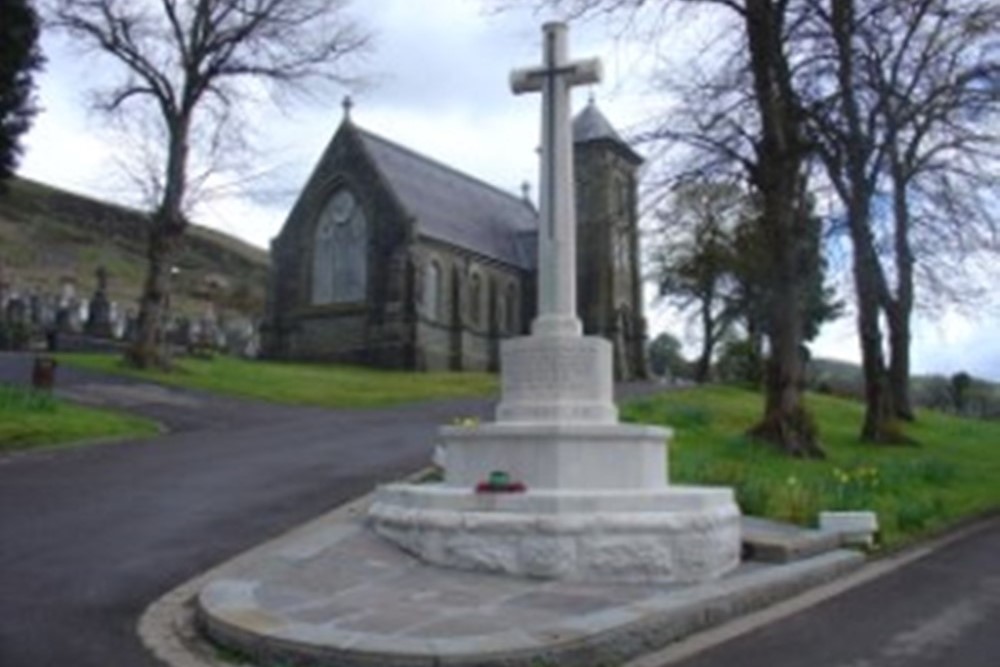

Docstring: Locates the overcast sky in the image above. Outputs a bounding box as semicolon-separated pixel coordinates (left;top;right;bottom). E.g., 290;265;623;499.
16;0;1000;380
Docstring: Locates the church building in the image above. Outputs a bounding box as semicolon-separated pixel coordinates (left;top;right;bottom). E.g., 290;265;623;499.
262;99;649;379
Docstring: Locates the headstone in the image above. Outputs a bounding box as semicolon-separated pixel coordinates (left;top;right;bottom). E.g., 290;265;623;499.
173;316;193;348
85;266;114;338
29;293;43;326
5;297;27;323
68;299;85;333
58;278;76;308
198;304;220;349
56;279;77;334
0;262;9;321
223;316;259;357
2;297;30;351
40;295;57;328
110;303;126;340
55;306;72;333
368;23;741;584
123;310;138;342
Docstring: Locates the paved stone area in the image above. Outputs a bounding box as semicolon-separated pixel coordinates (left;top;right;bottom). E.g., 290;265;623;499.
197;510;864;667
741;516;843;563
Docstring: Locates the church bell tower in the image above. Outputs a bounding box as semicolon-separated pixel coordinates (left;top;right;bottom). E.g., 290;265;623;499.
573;99;648;379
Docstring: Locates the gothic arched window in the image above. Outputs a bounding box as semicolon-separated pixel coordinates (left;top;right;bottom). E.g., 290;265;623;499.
424;260;443;321
311;188;367;305
468;272;482;327
505;283;518;333
493;283;510;334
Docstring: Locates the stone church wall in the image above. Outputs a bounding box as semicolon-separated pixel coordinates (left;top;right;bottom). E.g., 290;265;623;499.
264;113;646;378
262;129;415;368
412;239;527;372
574;141;648;380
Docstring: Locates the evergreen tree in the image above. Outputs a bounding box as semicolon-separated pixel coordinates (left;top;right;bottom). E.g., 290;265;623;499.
0;0;43;184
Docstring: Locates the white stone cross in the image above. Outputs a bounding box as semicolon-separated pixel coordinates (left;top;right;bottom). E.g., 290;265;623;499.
511;22;601;337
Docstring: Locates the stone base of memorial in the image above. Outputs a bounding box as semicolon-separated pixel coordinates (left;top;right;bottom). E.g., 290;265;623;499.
368;334;742;584
369;486;740;583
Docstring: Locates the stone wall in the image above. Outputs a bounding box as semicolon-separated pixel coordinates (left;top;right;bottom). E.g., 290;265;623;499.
412;238;528;372
262;125;415;368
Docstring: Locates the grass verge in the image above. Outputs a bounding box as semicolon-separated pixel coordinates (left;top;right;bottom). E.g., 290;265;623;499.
58;353;499;408
623;385;1000;549
0;384;159;454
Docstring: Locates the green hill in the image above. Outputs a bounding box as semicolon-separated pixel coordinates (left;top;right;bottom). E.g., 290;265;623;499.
0;177;268;318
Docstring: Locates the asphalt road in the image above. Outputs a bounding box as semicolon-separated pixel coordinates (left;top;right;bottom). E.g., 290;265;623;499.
0;352;494;666
669;518;1000;667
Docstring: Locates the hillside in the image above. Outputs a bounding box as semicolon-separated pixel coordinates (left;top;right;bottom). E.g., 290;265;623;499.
808;356;1000;419
0;177;269;319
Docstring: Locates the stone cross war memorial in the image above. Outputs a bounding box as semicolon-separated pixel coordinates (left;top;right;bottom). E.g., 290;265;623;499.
368;21;741;584
197;23;752;667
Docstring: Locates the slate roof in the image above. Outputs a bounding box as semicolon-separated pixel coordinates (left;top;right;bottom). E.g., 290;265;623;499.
573;101;643;164
354;126;539;270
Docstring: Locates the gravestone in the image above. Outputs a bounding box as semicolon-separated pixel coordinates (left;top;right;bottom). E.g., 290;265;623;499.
56;279;77;333
85;266;113;338
2;297;29;350
108;302;125;339
173;316;193;349
198;305;221;349
5;297;26;323
29;293;43;326
72;299;86;333
123;311;138;342
38;295;56;328
0;262;9;320
369;23;741;583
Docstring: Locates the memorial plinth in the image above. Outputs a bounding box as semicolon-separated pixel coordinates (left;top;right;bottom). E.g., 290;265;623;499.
368;22;740;583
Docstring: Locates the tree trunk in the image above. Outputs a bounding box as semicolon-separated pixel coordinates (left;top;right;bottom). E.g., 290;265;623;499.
749;249;822;457
887;149;916;421
886;304;913;420
695;295;714;383
126;224;183;369
126;114;190;369
854;246;895;441
742;0;823;457
829;0;901;443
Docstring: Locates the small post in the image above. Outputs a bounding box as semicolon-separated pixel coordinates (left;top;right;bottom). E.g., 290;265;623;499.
32;356;57;391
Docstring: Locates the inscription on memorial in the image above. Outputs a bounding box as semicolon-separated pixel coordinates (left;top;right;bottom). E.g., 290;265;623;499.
506;344;598;397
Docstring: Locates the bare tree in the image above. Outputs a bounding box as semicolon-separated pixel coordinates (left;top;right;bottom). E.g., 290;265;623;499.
802;0;901;441
870;0;999;421
803;0;998;436
736;0;824;457
47;0;369;368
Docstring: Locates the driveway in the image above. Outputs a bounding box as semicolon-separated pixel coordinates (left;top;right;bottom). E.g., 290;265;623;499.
0;352;494;666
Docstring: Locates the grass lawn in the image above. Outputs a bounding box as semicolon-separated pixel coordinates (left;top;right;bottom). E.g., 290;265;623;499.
623;385;1000;549
0;384;159;454
59;353;499;408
